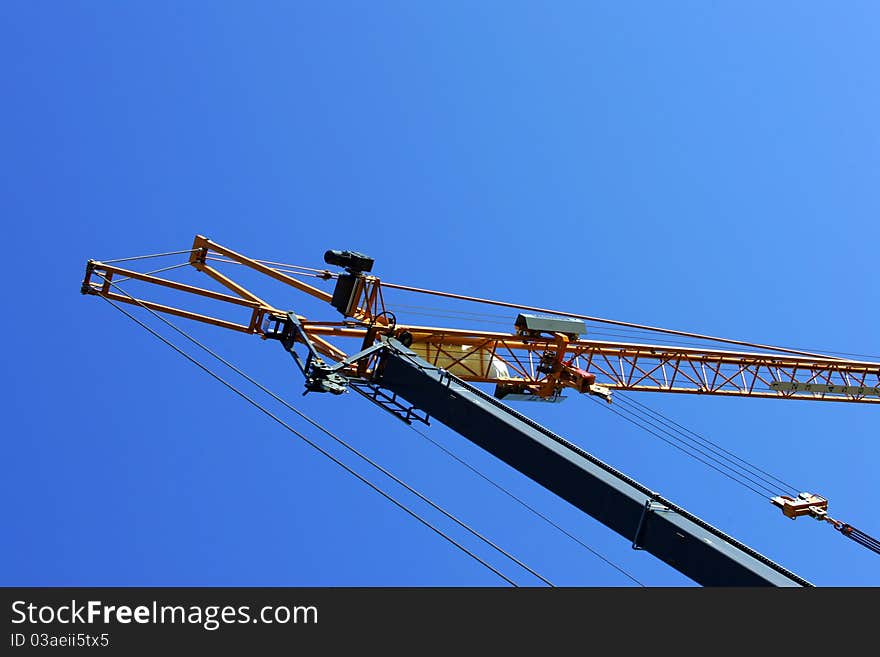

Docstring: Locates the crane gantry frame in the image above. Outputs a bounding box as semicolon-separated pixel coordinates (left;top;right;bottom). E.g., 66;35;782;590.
82;234;880;405
80;235;880;584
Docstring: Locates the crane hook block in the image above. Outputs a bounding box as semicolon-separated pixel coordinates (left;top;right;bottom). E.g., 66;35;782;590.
771;492;829;521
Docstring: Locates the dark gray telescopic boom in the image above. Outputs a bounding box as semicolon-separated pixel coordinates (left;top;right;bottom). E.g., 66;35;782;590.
374;341;810;587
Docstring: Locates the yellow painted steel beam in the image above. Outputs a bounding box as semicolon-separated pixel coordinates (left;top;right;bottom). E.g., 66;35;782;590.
80;238;880;404
191;235;334;304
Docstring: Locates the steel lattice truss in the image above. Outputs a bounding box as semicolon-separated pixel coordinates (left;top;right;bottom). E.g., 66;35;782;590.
81;235;880;405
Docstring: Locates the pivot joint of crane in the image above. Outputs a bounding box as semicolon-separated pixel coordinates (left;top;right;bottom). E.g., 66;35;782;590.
265;312;349;395
265;310;407;398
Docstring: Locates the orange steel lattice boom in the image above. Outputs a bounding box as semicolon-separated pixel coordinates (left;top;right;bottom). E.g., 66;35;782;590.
81;235;880;405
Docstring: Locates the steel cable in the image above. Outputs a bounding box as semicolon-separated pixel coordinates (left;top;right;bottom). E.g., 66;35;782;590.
403;422;646;586
617;393;799;495
113;261;192;284
94;274;553;586
101;248;197;263
97;294;521;586
839;525;880;555
611;396;795;497
587;396;774;499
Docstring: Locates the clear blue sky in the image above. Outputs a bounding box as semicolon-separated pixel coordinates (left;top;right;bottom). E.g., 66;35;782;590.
2;2;878;586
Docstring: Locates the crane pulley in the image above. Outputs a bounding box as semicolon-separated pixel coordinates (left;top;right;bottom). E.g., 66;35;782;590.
771;493;880;555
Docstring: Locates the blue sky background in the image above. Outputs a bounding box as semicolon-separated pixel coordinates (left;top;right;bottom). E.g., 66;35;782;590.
2;2;878;586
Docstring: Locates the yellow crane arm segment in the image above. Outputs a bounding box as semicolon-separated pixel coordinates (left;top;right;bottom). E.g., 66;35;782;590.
81;235;880;404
